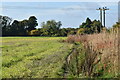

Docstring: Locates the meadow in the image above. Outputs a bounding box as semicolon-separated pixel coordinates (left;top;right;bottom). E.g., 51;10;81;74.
1;37;73;78
1;31;119;78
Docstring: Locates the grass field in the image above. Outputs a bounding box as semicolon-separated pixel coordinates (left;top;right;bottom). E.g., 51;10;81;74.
1;34;119;78
1;37;73;78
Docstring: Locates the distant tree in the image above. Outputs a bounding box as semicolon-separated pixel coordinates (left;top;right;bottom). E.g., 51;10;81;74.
110;22;120;33
1;15;39;36
18;20;28;35
60;28;67;36
10;16;38;36
77;28;85;35
79;18;92;28
27;16;38;32
113;22;120;28
10;20;20;35
92;20;102;33
79;18;102;34
59;28;77;36
0;15;12;36
86;17;92;25
21;20;28;29
66;28;77;35
79;22;86;28
30;29;40;36
41;20;62;36
40;28;49;36
0;15;12;28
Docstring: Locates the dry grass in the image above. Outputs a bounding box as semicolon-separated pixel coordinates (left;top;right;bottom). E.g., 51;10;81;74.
66;28;119;77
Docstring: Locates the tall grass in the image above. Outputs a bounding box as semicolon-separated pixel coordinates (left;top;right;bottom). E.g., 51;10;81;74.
66;28;119;77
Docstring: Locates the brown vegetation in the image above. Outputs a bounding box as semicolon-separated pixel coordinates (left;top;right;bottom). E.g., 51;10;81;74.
65;28;119;77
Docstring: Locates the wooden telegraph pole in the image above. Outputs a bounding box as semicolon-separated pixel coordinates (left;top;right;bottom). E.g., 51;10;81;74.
96;8;103;30
103;7;109;27
97;7;109;32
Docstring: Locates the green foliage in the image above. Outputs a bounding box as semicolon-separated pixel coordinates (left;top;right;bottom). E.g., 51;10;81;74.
0;15;12;36
112;22;120;28
60;28;68;36
60;28;77;36
1;15;38;36
30;29;40;36
40;20;62;36
27;16;38;32
27;20;77;37
1;16;108;36
10;20;27;35
79;18;103;34
77;28;85;35
62;43;86;78
86;17;92;25
108;22;120;33
1;15;77;37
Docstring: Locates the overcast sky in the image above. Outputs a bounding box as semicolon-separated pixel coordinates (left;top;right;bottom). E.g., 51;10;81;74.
1;1;119;28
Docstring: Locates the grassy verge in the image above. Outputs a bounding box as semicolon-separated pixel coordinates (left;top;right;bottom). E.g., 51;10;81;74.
65;32;119;78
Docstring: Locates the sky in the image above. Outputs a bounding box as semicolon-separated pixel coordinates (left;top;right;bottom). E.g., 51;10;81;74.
1;0;120;2
0;1;119;28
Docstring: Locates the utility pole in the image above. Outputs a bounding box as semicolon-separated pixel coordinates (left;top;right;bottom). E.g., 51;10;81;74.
103;7;109;27
96;7;109;28
96;7;102;29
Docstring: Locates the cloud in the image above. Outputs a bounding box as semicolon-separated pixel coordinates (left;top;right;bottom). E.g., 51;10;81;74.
60;2;117;11
60;2;100;12
2;5;58;10
97;2;118;7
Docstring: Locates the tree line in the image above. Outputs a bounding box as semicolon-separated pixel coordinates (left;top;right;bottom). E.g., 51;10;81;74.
1;15;38;36
0;15;119;36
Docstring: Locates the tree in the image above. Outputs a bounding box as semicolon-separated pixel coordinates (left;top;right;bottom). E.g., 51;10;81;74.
41;20;62;36
60;28;67;36
10;16;38;36
30;29;40;36
92;20;102;33
18;20;28;35
79;22;86;28
0;15;12;36
1;15;39;36
113;22;120;28
77;28;85;35
10;20;19;35
79;18;102;34
27;16;38;32
0;15;12;28
86;17;92;25
21;20;28;29
79;18;92;28
110;22;120;33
